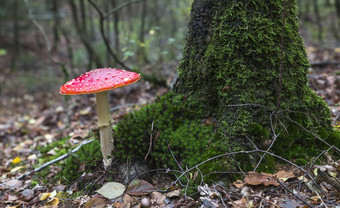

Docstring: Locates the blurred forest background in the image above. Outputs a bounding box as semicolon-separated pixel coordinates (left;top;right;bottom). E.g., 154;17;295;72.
1;0;340;119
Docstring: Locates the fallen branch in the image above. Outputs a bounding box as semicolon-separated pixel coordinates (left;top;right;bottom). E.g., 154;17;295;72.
17;138;95;180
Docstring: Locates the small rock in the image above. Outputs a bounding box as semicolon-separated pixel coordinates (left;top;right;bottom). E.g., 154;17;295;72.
21;189;34;201
141;197;151;207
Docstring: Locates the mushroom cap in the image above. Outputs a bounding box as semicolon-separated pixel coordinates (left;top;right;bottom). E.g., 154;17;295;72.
60;68;141;95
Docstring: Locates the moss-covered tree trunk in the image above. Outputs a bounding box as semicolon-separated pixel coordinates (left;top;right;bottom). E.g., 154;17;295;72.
115;0;339;176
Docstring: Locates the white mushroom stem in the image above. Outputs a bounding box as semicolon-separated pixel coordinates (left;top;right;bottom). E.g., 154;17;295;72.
95;91;114;169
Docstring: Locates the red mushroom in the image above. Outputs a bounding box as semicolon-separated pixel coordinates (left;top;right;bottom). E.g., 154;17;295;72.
60;68;141;169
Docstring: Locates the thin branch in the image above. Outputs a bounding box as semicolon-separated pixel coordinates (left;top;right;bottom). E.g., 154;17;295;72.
144;121;154;160
17;138;95;180
103;0;142;19
254;113;280;171
283;114;340;154
276;0;287;111
88;0;132;70
277;179;313;208
168;144;190;198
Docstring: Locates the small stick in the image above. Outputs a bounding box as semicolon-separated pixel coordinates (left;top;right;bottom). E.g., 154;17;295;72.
17;138;95;180
144;121;154;160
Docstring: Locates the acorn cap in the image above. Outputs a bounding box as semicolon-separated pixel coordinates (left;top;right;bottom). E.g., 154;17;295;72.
60;68;141;95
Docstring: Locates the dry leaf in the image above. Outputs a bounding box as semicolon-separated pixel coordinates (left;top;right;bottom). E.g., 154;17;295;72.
233;180;245;188
10;166;24;173
84;197;106;208
126;179;155;196
2;179;23;190
244;171;280;186
229;197;248;208
20;189;34;201
274;170;295;182
165;189;181;198
123;194;136;207
150;191;166;207
45;197;59;207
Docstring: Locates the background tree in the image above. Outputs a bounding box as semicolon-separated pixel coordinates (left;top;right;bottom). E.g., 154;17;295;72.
114;0;340;180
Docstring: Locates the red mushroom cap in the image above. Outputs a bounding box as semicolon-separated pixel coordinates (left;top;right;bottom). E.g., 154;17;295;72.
60;68;141;95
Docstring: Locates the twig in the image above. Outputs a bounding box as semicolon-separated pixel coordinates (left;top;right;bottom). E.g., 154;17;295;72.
276;0;286;111
144;121;154;160
277;179;313;208
103;0;142;19
24;0;70;76
168;145;190;198
212;184;227;208
88;0;132;70
283;115;340;154
225;103;273;111
254;113;280;171
310;61;340;68
17;138;95;180
110;103;138;112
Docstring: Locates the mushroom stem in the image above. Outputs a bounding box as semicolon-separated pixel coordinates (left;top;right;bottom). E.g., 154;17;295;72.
95;91;114;169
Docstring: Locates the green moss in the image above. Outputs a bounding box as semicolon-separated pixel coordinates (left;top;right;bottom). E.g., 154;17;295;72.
57;140;102;183
35;136;102;185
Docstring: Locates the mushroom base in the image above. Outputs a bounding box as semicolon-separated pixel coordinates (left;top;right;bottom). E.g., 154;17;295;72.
96;91;114;169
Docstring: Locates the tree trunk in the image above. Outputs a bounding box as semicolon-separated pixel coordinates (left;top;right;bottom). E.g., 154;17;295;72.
51;0;60;51
137;0;149;65
312;0;323;42
115;0;339;178
69;0;102;69
111;0;120;51
10;0;19;72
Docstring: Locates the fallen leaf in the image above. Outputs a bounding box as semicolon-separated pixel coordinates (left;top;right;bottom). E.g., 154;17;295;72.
47;148;57;156
6;203;22;208
233;180;245;189
95;182;125;199
298;175;309;182
27;154;37;160
84;197;106;208
229;197;248;208
40;192;51;201
123;194;136;206
165;189;181;198
150;192;166;207
56;191;68;199
10;166;24;173
2;179;23;190
45;197;59;207
12;157;21;164
244;171;279;186
126;179;156;196
274;170;295;182
79;106;92;115
20;189;34;201
280;199;303;208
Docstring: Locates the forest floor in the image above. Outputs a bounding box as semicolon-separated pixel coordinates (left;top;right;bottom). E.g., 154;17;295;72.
0;45;340;207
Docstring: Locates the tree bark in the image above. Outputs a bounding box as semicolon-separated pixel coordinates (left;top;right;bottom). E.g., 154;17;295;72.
312;0;323;42
137;0;149;65
69;0;102;69
51;0;60;51
10;0;19;72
